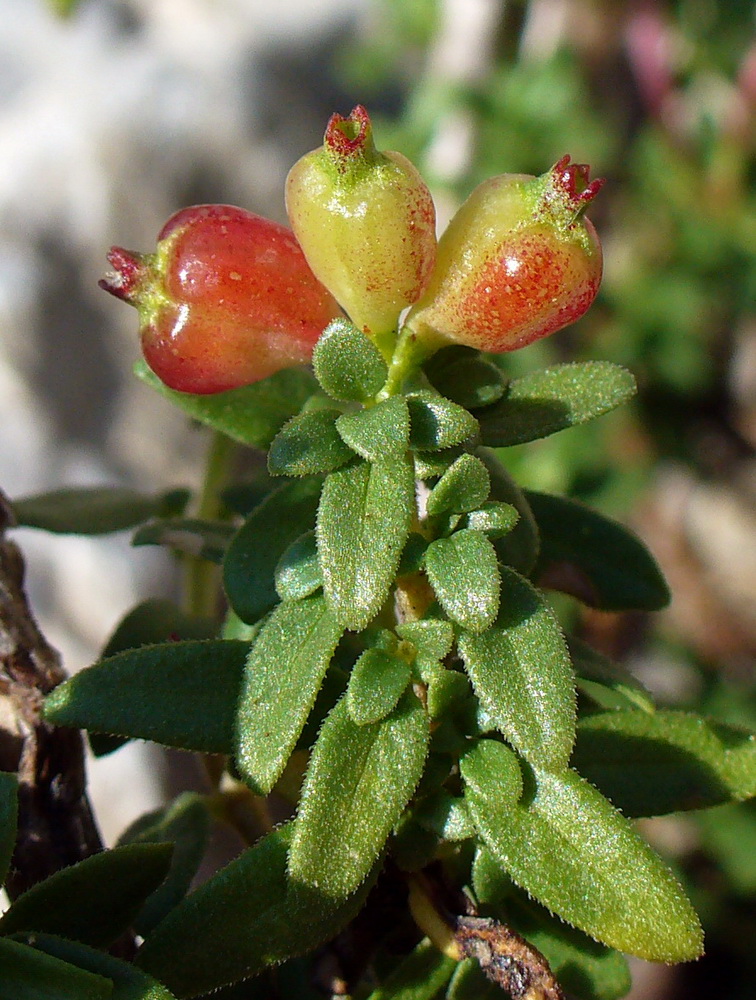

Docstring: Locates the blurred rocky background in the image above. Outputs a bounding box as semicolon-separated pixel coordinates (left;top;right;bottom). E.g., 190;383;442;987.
0;1;754;998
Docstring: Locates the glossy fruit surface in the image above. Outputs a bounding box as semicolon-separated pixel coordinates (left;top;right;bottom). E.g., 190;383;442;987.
286;105;436;341
405;157;604;354
100;205;341;394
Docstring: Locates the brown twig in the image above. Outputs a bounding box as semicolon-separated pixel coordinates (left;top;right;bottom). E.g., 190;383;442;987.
0;490;103;899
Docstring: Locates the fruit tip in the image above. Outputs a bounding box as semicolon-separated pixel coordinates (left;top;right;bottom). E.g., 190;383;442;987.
552;155;604;206
324;104;374;164
99;246;146;302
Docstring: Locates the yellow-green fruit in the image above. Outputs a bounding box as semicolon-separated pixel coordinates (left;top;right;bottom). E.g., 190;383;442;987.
286;105;437;339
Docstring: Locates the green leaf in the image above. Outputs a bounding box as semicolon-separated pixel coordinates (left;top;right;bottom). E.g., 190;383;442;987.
224;477;321;624
312;318;388;402
0;772;18;888
460;501;519;538
459;568;575;769
569;637;656;714
289;691;429;898
117;793;211;936
235;596;343;794
472;848;631;1000
425;669;472;722
0;937;111;1000
136;824;376;998
424;530;500;634
91;600;216;758
477;363;636;447
336;396;410;460
44;640;247;754
476;449;539;575
275;530;322;601
135;359;317;448
445;959;502;999
0;844;173;947
414;447;465;480
461;740;703;962
424;346;506;410
415;790;474;841
268;407;354;476
11;486;185;535
396;619;454;664
397;532;431;575
425;454;490;518
573;710;756;816
366;938;457;1000
347;648;412;725
19;934;177;1000
526;491;670;611
317;456;415;631
132;518;235;564
697;801;756;895
407;391;479;450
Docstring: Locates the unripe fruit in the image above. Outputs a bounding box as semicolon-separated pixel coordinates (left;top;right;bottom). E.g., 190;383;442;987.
286;105;437;340
405;157;604;354
100;205;341;394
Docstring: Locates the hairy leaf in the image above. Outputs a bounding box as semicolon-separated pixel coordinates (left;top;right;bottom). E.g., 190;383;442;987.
424;346;506;410
347;648;412;725
313;318;388;402
11;486;185;535
44;640;248;753
462;740;703;962
407;391;479;450
472;848;631;1000
0;844;173;947
235;596;343;794
573;710;756;816
19;933;176;999
318;457;414;631
424;530;500;634
289;692;429;898
137;825;375;998
336;396;410;460
459;568;575;769
527;491;670;611
478;363;636;447
268;408;354;476
0;937;111;1000
117;793;211;935
136;359;317;448
275;530;322;601
425;454;490;517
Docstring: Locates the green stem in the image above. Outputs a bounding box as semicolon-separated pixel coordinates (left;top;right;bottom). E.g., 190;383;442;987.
184;430;236;621
378;324;444;400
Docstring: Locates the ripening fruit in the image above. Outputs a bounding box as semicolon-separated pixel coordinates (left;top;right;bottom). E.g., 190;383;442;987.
286;105;437;341
405;156;604;354
100;205;342;394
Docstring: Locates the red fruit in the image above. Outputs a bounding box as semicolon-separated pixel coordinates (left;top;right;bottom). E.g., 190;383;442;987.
100;205;342;394
405;157;604;354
